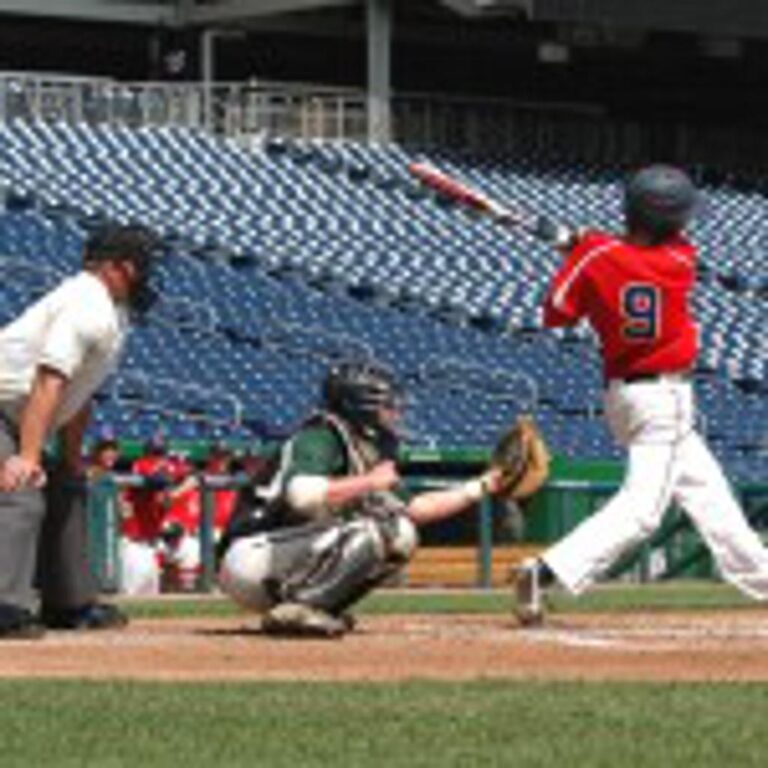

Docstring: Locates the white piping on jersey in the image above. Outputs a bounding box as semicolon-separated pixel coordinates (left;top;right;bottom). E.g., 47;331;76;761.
666;246;695;268
552;239;617;312
552;239;695;312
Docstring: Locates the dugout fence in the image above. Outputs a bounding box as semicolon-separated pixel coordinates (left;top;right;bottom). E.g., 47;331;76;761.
86;473;768;593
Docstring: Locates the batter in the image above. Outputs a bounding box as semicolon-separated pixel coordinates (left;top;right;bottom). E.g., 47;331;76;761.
516;165;768;625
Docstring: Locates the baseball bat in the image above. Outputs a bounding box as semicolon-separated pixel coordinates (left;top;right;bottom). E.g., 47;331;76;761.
408;161;575;247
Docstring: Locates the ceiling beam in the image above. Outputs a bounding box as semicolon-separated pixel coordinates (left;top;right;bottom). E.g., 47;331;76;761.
440;0;531;18
0;0;175;24
189;0;357;26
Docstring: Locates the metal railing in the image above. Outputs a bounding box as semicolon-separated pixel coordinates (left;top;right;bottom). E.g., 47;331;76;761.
3;72;767;173
0;71;604;153
87;472;768;595
261;319;374;365
419;356;539;413
545;479;768;583
110;371;244;431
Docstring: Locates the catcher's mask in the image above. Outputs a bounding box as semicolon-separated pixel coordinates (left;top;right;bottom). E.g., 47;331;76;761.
624;165;699;241
83;224;161;318
322;361;404;440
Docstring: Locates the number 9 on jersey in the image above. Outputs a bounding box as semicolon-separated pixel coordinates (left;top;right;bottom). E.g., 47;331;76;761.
621;284;660;341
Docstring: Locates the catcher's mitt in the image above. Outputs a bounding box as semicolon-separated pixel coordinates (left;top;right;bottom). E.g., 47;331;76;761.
490;416;550;500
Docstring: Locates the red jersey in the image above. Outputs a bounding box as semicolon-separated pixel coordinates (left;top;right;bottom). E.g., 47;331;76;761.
165;483;202;536
542;231;698;380
124;454;190;540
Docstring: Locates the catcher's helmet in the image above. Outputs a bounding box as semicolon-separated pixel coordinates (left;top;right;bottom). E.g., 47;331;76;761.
323;361;403;435
624;165;698;239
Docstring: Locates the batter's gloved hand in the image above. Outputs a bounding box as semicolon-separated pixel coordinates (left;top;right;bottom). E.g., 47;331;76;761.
488;416;550;501
533;216;583;250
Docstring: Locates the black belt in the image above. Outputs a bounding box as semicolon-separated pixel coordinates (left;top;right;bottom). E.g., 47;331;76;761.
613;372;691;385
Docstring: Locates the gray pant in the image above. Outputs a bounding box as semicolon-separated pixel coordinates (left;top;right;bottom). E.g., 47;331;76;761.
0;417;96;612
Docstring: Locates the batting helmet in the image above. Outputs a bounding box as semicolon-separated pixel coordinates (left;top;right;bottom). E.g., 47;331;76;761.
624;165;699;239
322;361;403;436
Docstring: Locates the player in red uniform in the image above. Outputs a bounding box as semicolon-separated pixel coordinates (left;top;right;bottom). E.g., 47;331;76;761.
121;434;200;593
515;165;768;625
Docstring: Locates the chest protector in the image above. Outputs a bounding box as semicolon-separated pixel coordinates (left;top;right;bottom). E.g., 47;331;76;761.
216;411;392;560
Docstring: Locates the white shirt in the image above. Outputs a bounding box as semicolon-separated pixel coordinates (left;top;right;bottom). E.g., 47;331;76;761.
0;271;128;430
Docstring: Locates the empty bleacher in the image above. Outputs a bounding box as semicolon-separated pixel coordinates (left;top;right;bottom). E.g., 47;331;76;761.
0;119;766;477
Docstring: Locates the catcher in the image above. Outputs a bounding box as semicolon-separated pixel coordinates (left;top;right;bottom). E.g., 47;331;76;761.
217;360;549;638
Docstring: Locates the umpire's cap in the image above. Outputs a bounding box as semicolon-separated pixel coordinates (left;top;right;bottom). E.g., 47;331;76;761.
84;224;160;315
624;165;699;239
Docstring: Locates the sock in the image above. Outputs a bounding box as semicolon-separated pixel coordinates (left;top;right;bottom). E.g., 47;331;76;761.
537;560;556;587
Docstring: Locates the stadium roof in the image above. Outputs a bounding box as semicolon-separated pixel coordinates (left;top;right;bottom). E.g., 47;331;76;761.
2;0;768;40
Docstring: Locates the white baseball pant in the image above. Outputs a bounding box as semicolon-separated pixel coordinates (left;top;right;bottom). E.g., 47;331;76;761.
544;377;768;599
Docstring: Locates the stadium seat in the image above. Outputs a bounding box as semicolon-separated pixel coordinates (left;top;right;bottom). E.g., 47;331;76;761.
0;121;764;476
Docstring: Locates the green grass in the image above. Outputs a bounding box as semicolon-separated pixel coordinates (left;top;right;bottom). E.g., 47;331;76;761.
549;581;754;613
4;583;762;767
122;581;752;620
1;680;767;768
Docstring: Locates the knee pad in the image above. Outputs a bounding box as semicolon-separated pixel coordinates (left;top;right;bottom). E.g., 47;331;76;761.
218;537;275;612
284;518;392;614
380;515;418;563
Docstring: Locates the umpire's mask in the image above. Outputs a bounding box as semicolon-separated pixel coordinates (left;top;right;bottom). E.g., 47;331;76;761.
84;224;161;318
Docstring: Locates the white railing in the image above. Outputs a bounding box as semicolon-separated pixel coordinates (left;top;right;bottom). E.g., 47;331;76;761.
1;72;765;168
0;71;603;153
419;355;539;413
111;371;244;430
0;73;208;130
0;73;368;138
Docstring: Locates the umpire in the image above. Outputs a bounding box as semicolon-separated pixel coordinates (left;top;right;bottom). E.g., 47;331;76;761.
0;224;158;637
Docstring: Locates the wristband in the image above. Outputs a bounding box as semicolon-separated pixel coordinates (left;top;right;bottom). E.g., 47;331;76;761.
461;475;491;504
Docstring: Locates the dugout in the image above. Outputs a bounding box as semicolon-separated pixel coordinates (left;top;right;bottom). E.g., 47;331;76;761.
83;441;768;590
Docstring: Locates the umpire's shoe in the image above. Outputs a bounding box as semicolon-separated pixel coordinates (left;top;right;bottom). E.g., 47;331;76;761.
0;604;46;639
262;602;347;639
41;602;129;631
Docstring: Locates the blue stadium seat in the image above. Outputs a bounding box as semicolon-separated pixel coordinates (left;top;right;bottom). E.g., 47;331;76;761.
0;121;765;476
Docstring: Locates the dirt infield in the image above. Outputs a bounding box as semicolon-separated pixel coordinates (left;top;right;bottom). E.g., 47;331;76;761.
3;609;768;682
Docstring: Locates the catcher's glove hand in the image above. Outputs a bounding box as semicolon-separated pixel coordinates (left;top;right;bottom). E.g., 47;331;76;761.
489;416;550;500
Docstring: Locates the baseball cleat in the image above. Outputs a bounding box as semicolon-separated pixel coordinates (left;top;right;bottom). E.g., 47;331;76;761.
262;602;347;639
513;558;545;627
0;605;46;640
40;602;129;631
336;611;357;633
